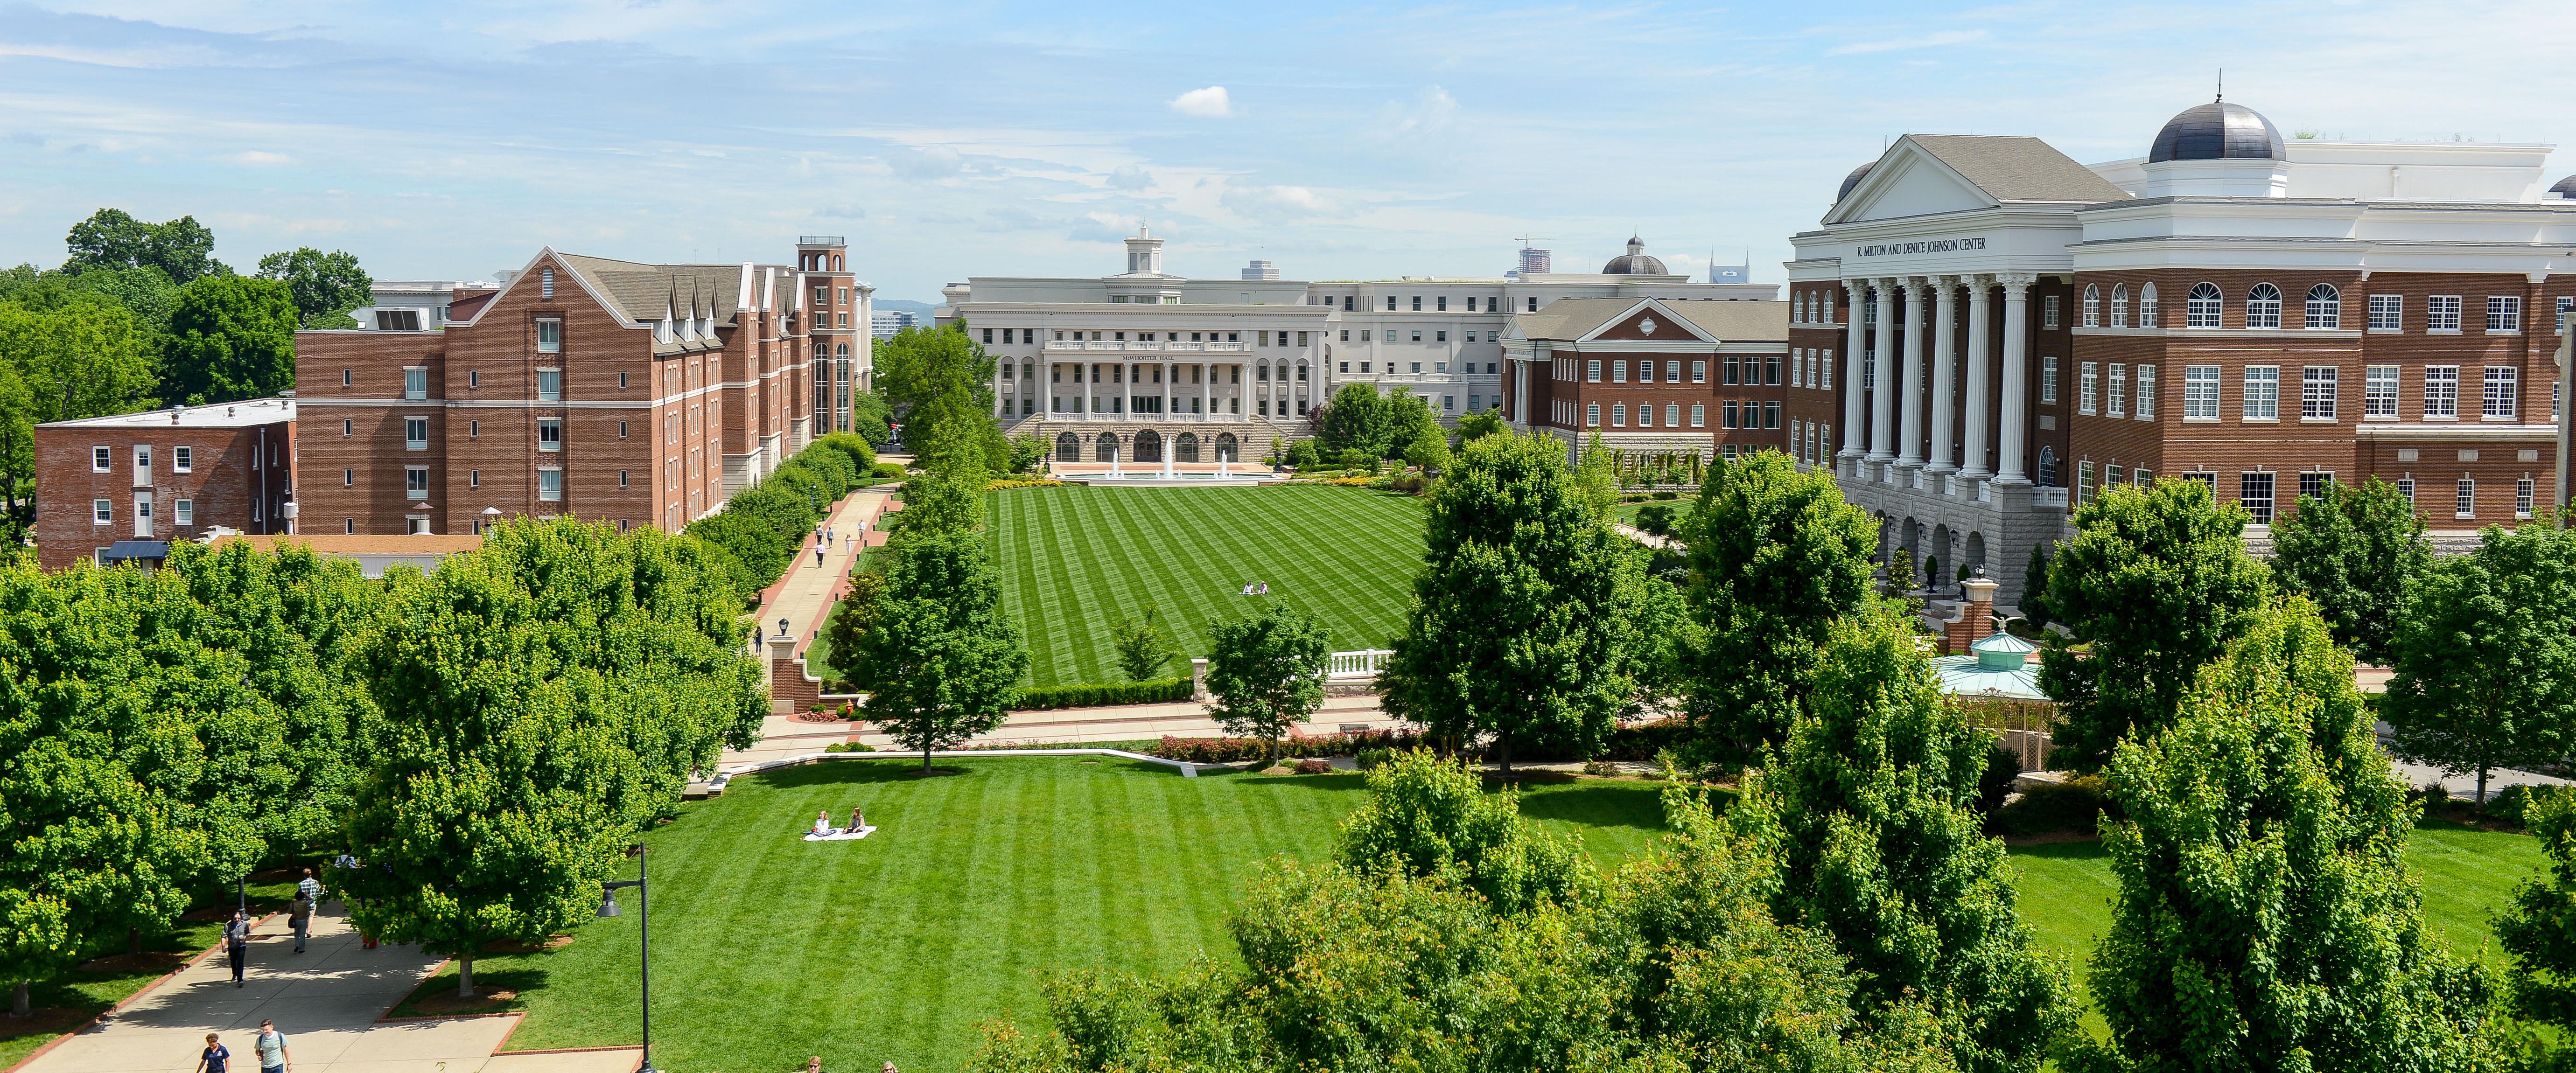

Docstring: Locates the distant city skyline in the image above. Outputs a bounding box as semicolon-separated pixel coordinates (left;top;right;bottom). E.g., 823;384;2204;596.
4;1;2575;301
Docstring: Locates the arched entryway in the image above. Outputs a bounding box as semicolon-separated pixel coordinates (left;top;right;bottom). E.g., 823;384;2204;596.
1929;524;1953;591
1215;432;1238;462
1135;429;1162;462
1095;433;1120;462
1055;432;1080;460
1175;432;1200;462
1964;532;1988;579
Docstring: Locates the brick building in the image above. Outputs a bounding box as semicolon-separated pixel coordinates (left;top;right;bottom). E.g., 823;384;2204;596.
293;237;868;537
1498;296;1791;461
33;397;297;571
1788;97;2576;604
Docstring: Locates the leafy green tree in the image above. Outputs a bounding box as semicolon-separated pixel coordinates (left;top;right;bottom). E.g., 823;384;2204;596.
63;209;224;284
850;391;894;450
2018;539;2051;630
875;324;1003;470
1334;750;1589;914
0;296;158;423
1730;605;2071;1073
1381;432;1655;771
2038;480;2269;771
253;247;372;328
1111;607;1176;682
1677;450;1877;762
2068;597;2503;1073
1382;392;1442;459
1455;411;1504;442
2499;787;2576;1050
849;532;1028;772
1316;382;1389;456
1401;429;1450;474
2270;476;2429;665
820;571;885;685
1203;602;1329;765
2381;520;2576;803
0;363;31;544
162;275;298;405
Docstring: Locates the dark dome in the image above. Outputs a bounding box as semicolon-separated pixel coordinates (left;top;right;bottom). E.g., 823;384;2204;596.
2149;99;2285;163
1601;236;1667;275
1837;161;1876;202
2551;174;2576;199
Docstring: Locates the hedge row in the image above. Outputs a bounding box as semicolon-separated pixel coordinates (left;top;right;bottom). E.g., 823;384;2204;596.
681;432;878;601
1015;677;1193;711
1154;729;1428;764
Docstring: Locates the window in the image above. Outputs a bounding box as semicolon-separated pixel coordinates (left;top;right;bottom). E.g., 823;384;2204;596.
1691;403;1706;427
1692;360;1707;384
470;469;480;488
1666;402;1680;426
1864;295;1878;326
2368;294;2402;331
2397;477;2416;508
1587;360;1602;383
537;319;562;353
2077;461;2095;506
343;468;353;486
344;518;356;535
2140;282;2160;326
2485;366;2519;418
2108;363;2127;417
405;466;428;500
2488;295;2522;333
1722;401;1739;429
164;445;189;473
2425;366;2459;418
1612;360;1627;383
2457;478;2477;518
2184;365;2222;419
1820;351;1834;390
2038;447;2058;486
175;499;192;526
2519;477;2535;518
2294;283;2340;329
2299;471;2333;502
1586;402;1600;427
1766;355;1783;386
469;419;480;438
1612;403;1626;426
981;327;993;344
2187;282;2223;327
405;417;428;449
2240;471;2276;524
2246;283;2283;328
1442;396;1454;411
2243;366;2279;419
2043;295;2060;328
538;469;563;502
538;368;561;402
540;268;553;300
91;498;110;524
2302;366;2338;420
91;446;109;472
2137;365;2157;418
1528;296;1538;312
1765;401;1782;429
341;369;353;387
2365;365;2400;418
2079;362;2099;414
2040;356;2059;404
539;418;562;452
619;421;628;438
2429;295;2463;332
1724;358;1741;386
404;367;428;400
618;371;628;389
1410;362;1422;373
2110;283;2129;327
2082;284;2100;327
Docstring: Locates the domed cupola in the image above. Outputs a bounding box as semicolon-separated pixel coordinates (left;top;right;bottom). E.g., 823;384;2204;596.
1836;161;1876;203
2548;174;2576;200
1600;236;1669;276
2148;97;2287;163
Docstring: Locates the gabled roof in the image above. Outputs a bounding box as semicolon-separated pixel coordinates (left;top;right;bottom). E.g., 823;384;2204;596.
1905;135;2128;204
1513;297;1787;344
556;254;756;327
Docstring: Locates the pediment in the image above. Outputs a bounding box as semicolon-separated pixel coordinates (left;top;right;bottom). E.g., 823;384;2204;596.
1825;142;2000;225
1579;300;1718;343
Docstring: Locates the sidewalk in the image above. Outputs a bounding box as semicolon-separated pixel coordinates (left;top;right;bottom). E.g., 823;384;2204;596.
756;490;895;663
17;905;635;1073
720;694;1400;771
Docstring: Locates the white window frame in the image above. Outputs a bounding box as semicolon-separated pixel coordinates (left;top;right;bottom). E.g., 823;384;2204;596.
537;319;563;353
404;366;428;400
2428;295;2463;333
2136;365;2156;419
2457;478;2477;519
538;368;562;402
1586;360;1601;383
172;446;192;473
1690;403;1705;427
538;467;564;502
2243;365;2280;420
1586;402;1600;427
2364;365;2400;418
2079;362;2099;414
405;416;429;450
91;446;110;472
2367;294;2401;332
1611;403;1626;427
2484;366;2519;419
2304;284;2340;329
2183;365;2222;420
2187;282;2223;328
2040;356;2059;404
2246;283;2283;329
2107;363;2127;418
2518;477;2536;518
2302;366;2338;421
2139;283;2160;326
405;465;429;501
2110;283;2129;327
539;418;563;452
92;498;111;524
2425;366;2459;419
2082;284;2100;327
174;499;192;526
2487;295;2522;334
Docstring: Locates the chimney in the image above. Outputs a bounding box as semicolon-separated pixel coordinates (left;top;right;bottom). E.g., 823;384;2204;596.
1962;576;1999;643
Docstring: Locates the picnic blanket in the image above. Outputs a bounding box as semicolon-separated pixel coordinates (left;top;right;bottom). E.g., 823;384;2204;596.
802;825;877;842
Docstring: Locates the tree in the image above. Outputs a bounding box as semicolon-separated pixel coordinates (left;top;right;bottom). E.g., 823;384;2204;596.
848;532;1028;772
2380;520;2576;803
1316;383;1389;456
1111;607;1176;682
1400;428;1450;474
2038;479;2269;771
1730;604;2071;1073
2068;598;2503;1073
2499;787;2576;1051
253;247;372;328
162;275;298;405
1334;749;1589;914
1381;432;1657;771
1381;392;1442;459
2018;539;2052;630
875;324;1004;471
2270;476;2429;665
1203;602;1329;765
63;209;224;285
0;296;158;425
1455;411;1504;443
1677;450;1878;762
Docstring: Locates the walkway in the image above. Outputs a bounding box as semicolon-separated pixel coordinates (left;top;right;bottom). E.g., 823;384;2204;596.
720;694;1399;772
16;905;634;1073
754;489;896;663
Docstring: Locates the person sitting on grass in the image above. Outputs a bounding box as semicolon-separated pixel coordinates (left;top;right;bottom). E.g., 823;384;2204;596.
848;806;867;833
812;809;835;837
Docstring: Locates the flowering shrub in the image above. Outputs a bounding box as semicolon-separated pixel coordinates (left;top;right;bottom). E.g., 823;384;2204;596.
1153;729;1426;763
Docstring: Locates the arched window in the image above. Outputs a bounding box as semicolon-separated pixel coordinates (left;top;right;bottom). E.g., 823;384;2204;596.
2246;283;2283;328
2186;282;2223;328
1214;432;1239;462
1055;432;1080;460
2082;284;2100;327
2037;446;2059;487
2305;283;2340;329
1135;429;1162;462
1175;432;1200;462
1095;433;1119;462
2140;282;2160;326
2110;284;2129;327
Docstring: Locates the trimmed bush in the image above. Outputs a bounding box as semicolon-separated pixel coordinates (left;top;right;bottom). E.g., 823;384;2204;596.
1153;729;1427;764
2486;782;2551;827
1978;742;2023;815
822;741;877;753
873;462;906;479
1294;758;1333;774
1992;773;2112;836
680;437;883;601
1013;677;1193;711
1356;747;1395;770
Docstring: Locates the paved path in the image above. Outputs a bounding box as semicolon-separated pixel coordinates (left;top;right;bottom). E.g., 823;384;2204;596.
720;694;1401;772
19;906;636;1073
754;489;896;662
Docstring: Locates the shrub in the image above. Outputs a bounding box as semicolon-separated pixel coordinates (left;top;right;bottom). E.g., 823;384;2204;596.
1294;758;1332;775
1286;440;1320;468
874;462;907;479
1632;504;1673;536
1356;747;1395;770
2486;782;2549;827
1390;473;1429;494
1978;742;2023;815
1013;678;1193;711
1992;774;2112;836
1582;759;1620;776
822;741;877;753
2421;781;2452;809
1153;729;1427;764
1652;489;1679;500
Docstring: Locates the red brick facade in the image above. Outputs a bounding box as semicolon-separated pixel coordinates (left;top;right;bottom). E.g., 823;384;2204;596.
33;398;296;571
1504;297;1789;459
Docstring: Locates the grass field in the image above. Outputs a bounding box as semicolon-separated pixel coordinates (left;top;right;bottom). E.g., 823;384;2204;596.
0;876;304;1068
983;485;1428;685
422;758;2548;1073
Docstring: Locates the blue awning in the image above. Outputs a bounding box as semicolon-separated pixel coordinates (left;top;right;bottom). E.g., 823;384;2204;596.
98;540;171;564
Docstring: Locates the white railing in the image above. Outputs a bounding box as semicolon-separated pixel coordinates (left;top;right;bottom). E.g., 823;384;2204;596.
1045;340;1256;355
2033;487;2069;508
1326;649;1392;681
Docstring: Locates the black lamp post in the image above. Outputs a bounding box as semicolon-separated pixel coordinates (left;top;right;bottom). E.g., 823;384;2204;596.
598;845;655;1073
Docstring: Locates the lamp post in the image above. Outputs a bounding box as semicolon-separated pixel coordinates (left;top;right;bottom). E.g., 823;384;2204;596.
597;845;654;1073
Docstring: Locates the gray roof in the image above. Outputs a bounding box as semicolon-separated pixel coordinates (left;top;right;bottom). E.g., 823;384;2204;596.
1904;134;2130;204
556;254;754;327
1516;297;1787;343
2149;100;2285;164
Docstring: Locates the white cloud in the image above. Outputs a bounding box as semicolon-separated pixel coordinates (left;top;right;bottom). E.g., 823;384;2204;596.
887;145;963;180
1826;29;1988;57
1070;211;1146;243
1371;85;1459;144
1106;163;1153;191
1168;85;1232;118
232;150;289;166
1220;183;1340;221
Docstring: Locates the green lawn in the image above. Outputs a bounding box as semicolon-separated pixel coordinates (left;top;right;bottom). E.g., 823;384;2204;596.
983;485;1428;686
0;877;303;1068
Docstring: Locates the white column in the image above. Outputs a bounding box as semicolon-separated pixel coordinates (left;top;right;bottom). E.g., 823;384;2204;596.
1867;279;1897;463
1897;277;1927;468
1996;274;2034;484
1961;276;1995;480
1083;362;1093;422
1927;276;1959;475
1164;361;1173;421
994;362;1006;418
1840;281;1867;458
1202;362;1211;421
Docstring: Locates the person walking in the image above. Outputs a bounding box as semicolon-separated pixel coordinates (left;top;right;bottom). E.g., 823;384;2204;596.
252;1020;290;1073
287;893;312;954
193;1033;230;1073
223;911;250;987
296;867;321;906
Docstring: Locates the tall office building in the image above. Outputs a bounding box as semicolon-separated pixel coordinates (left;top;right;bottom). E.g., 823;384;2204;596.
1242;259;1281;281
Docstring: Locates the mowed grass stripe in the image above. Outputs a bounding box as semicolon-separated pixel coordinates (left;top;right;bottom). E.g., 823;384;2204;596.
986;486;1427;685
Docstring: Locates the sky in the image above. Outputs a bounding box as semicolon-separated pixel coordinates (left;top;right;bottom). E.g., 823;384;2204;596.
5;1;2576;304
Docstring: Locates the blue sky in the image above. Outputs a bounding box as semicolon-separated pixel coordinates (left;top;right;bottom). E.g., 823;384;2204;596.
4;1;2573;303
